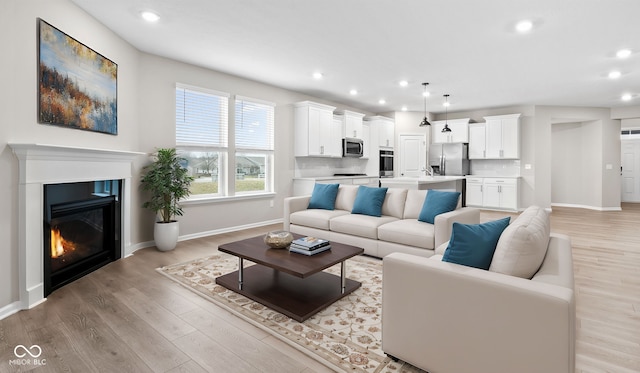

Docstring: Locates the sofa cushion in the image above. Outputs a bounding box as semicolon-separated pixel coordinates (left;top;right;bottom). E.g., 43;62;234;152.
381;188;408;219
307;183;339;210
290;209;350;230
418;190;461;224
403;190;428;219
489;206;551;279
334;184;359;211
378;219;435;249
442;217;511;270
352;186;388;217
330;214;398;239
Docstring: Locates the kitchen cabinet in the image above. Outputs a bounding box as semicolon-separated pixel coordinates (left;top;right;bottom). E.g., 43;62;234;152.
465;177;519;210
335;110;365;139
294;101;340;157
293;176;379;196
432;118;470;143
468;123;486;159
465;177;485;207
362;122;370;159
483;114;521;159
482;178;518;210
366;116;395;148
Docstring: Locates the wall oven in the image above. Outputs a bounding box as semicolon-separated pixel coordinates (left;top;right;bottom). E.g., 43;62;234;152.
379;150;394;178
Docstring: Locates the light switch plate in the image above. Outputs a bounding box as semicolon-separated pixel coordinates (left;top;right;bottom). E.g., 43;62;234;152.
524;164;532;170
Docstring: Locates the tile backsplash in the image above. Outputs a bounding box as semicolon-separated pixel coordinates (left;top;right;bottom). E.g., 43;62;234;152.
469;159;521;177
294;157;370;177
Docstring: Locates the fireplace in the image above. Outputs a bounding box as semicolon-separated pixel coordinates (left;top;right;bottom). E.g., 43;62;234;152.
10;143;143;310
44;180;121;295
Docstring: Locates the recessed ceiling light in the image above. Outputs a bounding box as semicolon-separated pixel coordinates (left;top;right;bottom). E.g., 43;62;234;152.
622;94;632;101
399;80;408;87
608;71;621;79
141;11;160;22
401;106;408;111
378;99;386;105
515;20;533;33
349;89;358;95
312;72;323;79
616;49;631;59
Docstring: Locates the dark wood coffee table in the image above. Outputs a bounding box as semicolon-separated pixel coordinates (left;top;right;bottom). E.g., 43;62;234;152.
215;234;364;322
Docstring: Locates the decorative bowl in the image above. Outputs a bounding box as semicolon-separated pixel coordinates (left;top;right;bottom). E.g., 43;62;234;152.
264;230;294;249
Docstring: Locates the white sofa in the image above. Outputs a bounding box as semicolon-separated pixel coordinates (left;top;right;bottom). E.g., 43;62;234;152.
382;207;575;373
283;184;480;258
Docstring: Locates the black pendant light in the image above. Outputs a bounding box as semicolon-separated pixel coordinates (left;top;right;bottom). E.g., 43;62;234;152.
419;82;431;127
442;94;452;133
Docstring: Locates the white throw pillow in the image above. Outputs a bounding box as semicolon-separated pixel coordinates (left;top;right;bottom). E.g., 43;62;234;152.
489;206;550;279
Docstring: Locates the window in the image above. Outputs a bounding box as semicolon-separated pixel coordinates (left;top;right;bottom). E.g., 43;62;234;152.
175;85;275;200
175;84;229;197
234;96;275;194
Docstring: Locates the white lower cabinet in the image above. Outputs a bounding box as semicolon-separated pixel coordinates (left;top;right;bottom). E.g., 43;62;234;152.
466;177;519;211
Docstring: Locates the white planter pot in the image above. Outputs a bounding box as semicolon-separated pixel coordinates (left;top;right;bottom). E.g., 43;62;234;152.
154;221;179;251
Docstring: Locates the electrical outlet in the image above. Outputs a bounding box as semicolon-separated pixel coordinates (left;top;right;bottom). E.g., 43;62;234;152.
606;164;613;170
524;164;532;170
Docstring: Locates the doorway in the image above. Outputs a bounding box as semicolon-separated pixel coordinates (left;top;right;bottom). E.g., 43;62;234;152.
621;140;640;202
398;133;426;177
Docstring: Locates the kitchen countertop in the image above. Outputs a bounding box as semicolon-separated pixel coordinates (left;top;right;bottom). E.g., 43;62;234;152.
465;175;522;179
293;175;378;181
382;175;467;184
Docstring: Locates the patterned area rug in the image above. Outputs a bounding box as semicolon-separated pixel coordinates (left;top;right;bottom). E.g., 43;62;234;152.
157;252;422;373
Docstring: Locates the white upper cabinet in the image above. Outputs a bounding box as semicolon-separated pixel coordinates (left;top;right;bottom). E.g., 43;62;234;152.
294;101;340;157
365;116;395;149
468;123;486;159
431;118;470;143
362;121;370;159
335;110;365;139
483;114;521;159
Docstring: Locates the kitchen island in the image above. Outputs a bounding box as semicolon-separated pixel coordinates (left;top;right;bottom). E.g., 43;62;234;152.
380;176;467;206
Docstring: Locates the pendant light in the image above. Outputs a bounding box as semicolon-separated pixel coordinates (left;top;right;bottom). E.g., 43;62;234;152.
442;94;452;133
419;82;431;127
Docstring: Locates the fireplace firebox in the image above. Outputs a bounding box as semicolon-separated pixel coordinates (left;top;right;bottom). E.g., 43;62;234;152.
44;180;122;295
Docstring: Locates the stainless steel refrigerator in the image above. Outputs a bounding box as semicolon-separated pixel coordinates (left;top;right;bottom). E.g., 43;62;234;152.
428;143;469;176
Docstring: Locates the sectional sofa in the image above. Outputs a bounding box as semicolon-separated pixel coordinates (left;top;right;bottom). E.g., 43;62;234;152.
283;184;480;258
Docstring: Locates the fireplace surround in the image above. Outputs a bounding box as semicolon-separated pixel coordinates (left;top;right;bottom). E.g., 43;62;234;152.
10;144;143;309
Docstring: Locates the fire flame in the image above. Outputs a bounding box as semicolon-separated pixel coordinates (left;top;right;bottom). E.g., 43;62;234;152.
51;227;73;258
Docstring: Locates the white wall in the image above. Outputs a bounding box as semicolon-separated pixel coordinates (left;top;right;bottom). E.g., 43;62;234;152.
1;0;141;312
0;0;374;312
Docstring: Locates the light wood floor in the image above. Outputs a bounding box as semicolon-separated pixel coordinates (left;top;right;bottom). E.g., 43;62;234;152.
1;205;639;372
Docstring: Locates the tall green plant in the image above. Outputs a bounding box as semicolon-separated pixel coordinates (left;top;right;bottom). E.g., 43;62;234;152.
141;148;194;223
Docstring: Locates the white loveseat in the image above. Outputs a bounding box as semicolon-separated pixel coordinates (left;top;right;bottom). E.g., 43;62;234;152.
283;184;480;258
382;206;575;373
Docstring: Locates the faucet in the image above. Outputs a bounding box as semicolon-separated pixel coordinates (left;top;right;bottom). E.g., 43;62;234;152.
422;166;432;176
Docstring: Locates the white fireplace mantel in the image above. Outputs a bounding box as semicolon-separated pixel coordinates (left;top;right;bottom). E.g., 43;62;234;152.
10;143;144;309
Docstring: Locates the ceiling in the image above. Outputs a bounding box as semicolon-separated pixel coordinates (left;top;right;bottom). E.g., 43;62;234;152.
70;0;640;114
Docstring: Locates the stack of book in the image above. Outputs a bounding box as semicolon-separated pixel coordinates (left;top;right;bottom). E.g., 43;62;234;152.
289;236;331;256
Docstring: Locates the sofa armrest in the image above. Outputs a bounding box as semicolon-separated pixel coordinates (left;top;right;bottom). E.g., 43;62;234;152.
433;207;480;247
382;252;575;373
283;195;310;231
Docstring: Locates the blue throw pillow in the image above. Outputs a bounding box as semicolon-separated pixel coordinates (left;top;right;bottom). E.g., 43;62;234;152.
442;217;511;270
307;183;339;210
418;190;461;224
351;186;388;217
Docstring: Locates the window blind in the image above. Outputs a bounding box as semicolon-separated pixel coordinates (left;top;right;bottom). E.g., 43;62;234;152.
235;96;275;151
176;86;229;147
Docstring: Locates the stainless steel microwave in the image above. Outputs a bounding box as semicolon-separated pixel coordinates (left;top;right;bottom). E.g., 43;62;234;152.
342;138;363;157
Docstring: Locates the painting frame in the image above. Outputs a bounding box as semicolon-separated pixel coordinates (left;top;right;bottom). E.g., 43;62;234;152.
38;18;118;135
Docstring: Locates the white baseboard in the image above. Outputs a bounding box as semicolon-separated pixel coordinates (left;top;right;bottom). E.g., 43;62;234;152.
178;219;283;241
551;203;622;212
0;301;22;320
126;219;284;255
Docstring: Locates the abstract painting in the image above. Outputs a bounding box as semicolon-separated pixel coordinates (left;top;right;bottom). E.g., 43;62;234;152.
38;19;117;135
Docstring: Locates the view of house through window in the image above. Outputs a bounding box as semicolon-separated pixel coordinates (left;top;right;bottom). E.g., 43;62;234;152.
176;85;274;198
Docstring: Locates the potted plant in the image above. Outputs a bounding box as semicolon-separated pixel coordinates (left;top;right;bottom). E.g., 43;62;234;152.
141;148;194;251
